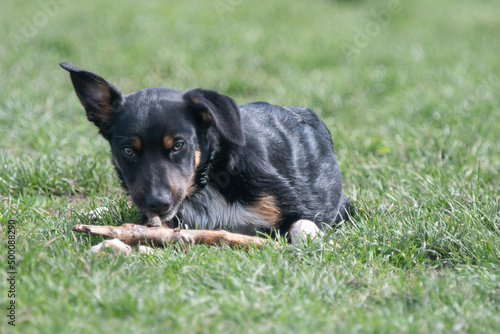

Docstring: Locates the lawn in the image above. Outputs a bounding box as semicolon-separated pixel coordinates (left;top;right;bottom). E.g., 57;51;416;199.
1;0;499;333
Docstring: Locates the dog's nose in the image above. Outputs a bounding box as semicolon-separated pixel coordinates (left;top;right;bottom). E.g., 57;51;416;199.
145;195;171;214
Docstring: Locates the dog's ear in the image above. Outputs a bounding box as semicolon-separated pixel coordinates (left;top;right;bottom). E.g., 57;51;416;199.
59;62;122;137
183;89;245;146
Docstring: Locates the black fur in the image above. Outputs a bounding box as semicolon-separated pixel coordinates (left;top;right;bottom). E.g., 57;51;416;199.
60;62;353;237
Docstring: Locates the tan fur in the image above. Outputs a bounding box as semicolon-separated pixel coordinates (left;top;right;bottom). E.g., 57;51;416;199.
163;136;174;151
187;95;212;123
186;177;197;197
185;151;203;197
250;195;281;225
131;136;141;151
200;112;213;123
188;96;200;105
91;82;114;122
194;150;201;169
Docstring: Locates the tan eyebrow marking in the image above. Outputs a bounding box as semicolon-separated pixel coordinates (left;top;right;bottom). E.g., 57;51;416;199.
163;136;174;150
131;136;141;151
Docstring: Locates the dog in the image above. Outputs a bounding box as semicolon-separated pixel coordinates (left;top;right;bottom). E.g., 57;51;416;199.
60;62;353;244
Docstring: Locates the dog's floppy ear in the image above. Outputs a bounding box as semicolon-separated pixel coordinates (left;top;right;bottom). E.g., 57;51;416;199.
59;62;122;137
183;88;245;146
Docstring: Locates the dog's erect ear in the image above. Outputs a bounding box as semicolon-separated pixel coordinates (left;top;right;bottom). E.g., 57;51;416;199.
59;62;122;136
183;89;245;146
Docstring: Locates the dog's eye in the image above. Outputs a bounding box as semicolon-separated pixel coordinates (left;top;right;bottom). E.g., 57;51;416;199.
123;147;135;156
173;142;184;152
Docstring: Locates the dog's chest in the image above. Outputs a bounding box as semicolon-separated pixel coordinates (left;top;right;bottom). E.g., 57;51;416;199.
178;185;272;235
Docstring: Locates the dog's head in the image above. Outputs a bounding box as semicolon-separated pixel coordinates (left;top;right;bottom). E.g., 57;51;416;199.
60;62;245;225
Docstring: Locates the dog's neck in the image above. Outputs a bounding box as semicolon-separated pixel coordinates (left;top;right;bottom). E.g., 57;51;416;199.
195;150;215;189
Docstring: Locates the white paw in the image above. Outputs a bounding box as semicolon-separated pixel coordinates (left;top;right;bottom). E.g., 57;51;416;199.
288;219;322;245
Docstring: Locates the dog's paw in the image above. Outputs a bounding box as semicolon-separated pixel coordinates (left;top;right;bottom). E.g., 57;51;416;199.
288;219;340;249
288;219;322;245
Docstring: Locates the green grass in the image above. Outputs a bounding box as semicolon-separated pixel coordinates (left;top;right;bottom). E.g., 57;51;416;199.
1;0;499;332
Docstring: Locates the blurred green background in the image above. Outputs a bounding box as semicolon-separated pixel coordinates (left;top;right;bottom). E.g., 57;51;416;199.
1;0;498;197
0;0;499;332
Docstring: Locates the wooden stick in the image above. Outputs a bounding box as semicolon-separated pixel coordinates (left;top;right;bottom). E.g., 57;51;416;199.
72;223;276;250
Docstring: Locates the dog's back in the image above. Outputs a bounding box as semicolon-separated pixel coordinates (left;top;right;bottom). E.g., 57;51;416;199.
238;103;350;229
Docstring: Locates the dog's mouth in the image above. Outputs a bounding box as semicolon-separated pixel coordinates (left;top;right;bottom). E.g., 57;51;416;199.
145;215;163;227
143;201;182;227
129;186;186;227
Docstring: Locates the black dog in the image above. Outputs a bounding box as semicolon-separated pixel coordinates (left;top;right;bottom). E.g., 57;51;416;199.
60;62;352;243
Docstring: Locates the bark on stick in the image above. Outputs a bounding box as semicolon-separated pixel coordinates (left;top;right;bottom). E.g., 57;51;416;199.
72;223;275;249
